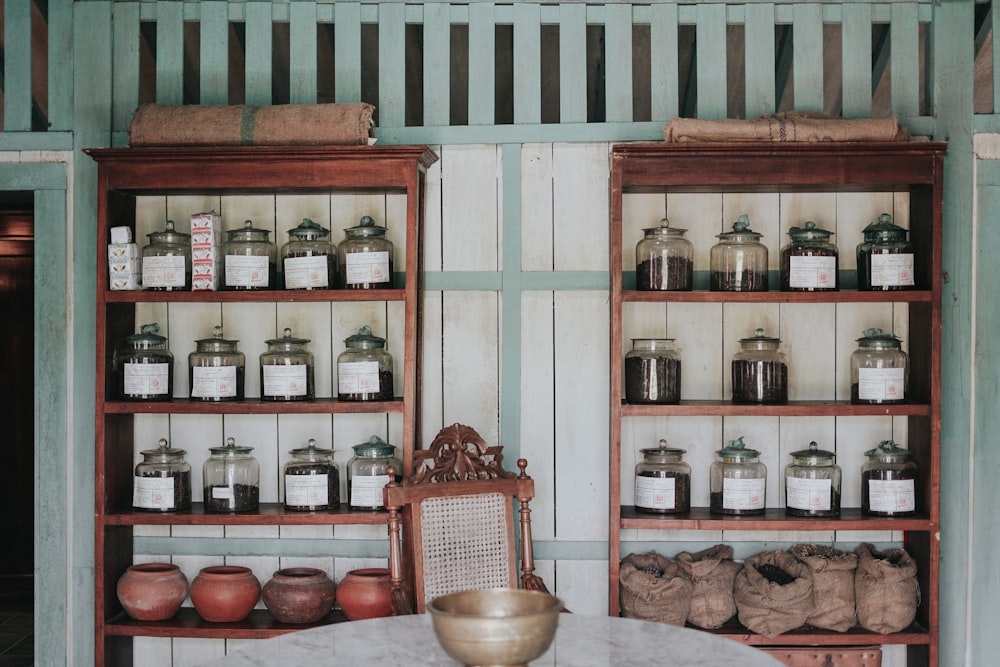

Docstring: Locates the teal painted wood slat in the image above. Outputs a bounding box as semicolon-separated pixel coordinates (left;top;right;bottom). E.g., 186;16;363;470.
604;4;633;123
4;0;32;130
244;2;274;105
890;4;920;116
841;3;873;117
468;2;497;125
422;2;451;126
334;1;363;102
558;3;587;124
199;1;230;105
289;2;319;103
377;2;406;128
792;3;824;112
112;3;141;138
696;4;728;119
745;3;776;117
513;4;542;125
155;2;185;104
994;1;1000;114
650;3;680;121
46;0;74;131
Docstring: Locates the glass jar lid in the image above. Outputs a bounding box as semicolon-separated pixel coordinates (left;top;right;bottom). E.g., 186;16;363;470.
265;327;311;347
352;435;396;457
344;325;386;350
642;218;688;238
344;215;388;239
125;323;168;350
209;436;255;455
287;218;330;241
146;220;190;244
787;220;834;242
864;439;912;462
640;439;687;461
715;436;761;462
194;325;239;352
739;327;781;349
789;441;836;465
140;437;187;461
862;213;909;242
631;338;675;350
856;327;902;349
226;219;272;242
289;438;334;459
716;214;763;241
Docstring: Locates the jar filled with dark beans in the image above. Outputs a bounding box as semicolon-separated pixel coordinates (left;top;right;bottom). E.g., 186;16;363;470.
780;220;839;292
133;438;191;512
284;439;340;511
281;218;337;290
624;338;681;404
857;213;915;291
347;436;402;511
710;436;767;515
260;328;315;401
731;328;788;404
115;323;174;401
635;218;693;291
861;440;917;517
783;441;841;517
222;219;277;290
710;214;769;292
142;219;191;291
850;328;908;404
634;439;691;513
203;437;260;513
189;325;245;401
339;216;394;289
338;325;394;402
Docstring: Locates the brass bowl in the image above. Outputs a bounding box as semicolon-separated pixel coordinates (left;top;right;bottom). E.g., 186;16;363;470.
428;588;563;667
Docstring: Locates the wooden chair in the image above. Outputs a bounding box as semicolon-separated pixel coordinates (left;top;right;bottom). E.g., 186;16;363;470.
384;423;549;615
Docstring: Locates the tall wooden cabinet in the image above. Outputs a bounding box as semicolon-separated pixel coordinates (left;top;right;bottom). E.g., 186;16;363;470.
608;142;945;666
88;145;437;666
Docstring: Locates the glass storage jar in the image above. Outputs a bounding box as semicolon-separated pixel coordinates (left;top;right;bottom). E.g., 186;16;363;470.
851;328;908;404
731;328;789;404
857;213;915;291
861;440;917;517
347;436;402;511
115;323;174;401
624;338;681;404
142;220;191;291
710;437;767;515
281;218;337;290
284;439;340;511
133;438;191;512
203;437;260;512
260;328;315;401
188;325;245;402
339;215;394;289
634;440;691;514
710;214;769;292
783;441;841;517
780;220;839;292
635;218;694;291
337;325;394;402
223;219;276;290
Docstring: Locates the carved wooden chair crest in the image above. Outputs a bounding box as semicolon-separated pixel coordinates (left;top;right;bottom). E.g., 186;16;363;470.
384;423;549;615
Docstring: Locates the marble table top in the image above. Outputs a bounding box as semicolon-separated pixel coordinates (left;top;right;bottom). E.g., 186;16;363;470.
202;613;785;666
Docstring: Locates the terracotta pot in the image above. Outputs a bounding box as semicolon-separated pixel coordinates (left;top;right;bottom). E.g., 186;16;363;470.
116;562;189;621
335;567;393;620
190;565;261;622
262;567;337;624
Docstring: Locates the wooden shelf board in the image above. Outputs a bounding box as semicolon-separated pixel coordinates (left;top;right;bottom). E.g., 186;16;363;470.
619;506;932;531
700;619;930;646
103;503;389;526
105;288;404;303
105;608;350;639
622;289;933;304
102;397;404;415
620;400;930;418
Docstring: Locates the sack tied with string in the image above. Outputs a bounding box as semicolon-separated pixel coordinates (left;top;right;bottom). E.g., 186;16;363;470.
676;544;742;629
734;550;814;637
854;543;919;634
791;543;858;632
619;551;693;626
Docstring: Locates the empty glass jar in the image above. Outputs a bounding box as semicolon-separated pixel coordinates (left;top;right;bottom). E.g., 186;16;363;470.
338;325;394;401
857;213;915;291
634;440;691;514
339;215;394;289
347;436;402;511
710;214;769;292
851;328;908;404
635;218;693;291
223;219;276;290
780;221;838;292
783;441;841;517
142;220;191;291
710;436;767;515
116;323;174;401
284;439;340;511
731;328;788;404
189;325;245;401
281;218;337;290
260;328;315;401
203;437;260;513
133;438;191;512
624;338;681;404
861;440;917;517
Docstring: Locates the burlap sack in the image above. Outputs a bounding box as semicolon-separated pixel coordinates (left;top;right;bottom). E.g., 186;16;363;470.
855;543;919;634
791;544;858;632
619;551;693;626
734;550;814;637
675;544;741;629
663;111;908;143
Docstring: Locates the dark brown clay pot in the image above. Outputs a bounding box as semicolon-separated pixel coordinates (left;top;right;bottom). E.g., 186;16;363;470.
190;565;261;622
262;567;337;624
335;567;393;620
116;562;189;621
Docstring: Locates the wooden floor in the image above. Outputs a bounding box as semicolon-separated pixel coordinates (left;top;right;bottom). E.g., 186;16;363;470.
0;577;32;667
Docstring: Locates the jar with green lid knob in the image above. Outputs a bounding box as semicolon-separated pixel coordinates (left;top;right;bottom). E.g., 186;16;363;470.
337;325;394;402
731;328;788;404
188;325;245;402
635;218;693;291
115;323;174;401
780;220;839;292
857;213;915;291
710;436;766;515
133;438;191;512
851;328;908;404
783;441;841;517
861;440;917;517
142;220;191;291
710;214;769;292
634;440;691;514
624;338;681;404
347;436;402;511
281;218;337;290
339;215;394;289
222;219;276;290
260;328;315;401
284;439;340;511
203;437;260;513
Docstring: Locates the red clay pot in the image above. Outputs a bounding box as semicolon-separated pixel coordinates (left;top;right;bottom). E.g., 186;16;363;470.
190;565;261;622
262;567;337;624
335;567;393;620
116;562;189;621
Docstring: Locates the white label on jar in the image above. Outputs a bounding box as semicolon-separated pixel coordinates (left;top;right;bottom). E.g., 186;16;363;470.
786;476;832;511
225;255;270;288
123;362;170;395
133;476;175;510
870;253;915;286
285;474;329;506
338;360;382;395
858;367;906;400
142;255;186;288
262;365;308;397
868;478;915;513
345;250;390;285
191;366;238;398
284;255;329;289
634;475;676;510
351;474;390;508
212;486;234;501
722;477;766;510
788;255;836;288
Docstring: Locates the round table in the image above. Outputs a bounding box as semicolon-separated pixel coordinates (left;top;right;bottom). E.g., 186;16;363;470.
201;613;785;666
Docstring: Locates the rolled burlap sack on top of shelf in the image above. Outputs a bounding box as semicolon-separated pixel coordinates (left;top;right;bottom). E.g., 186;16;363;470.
128;103;376;147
